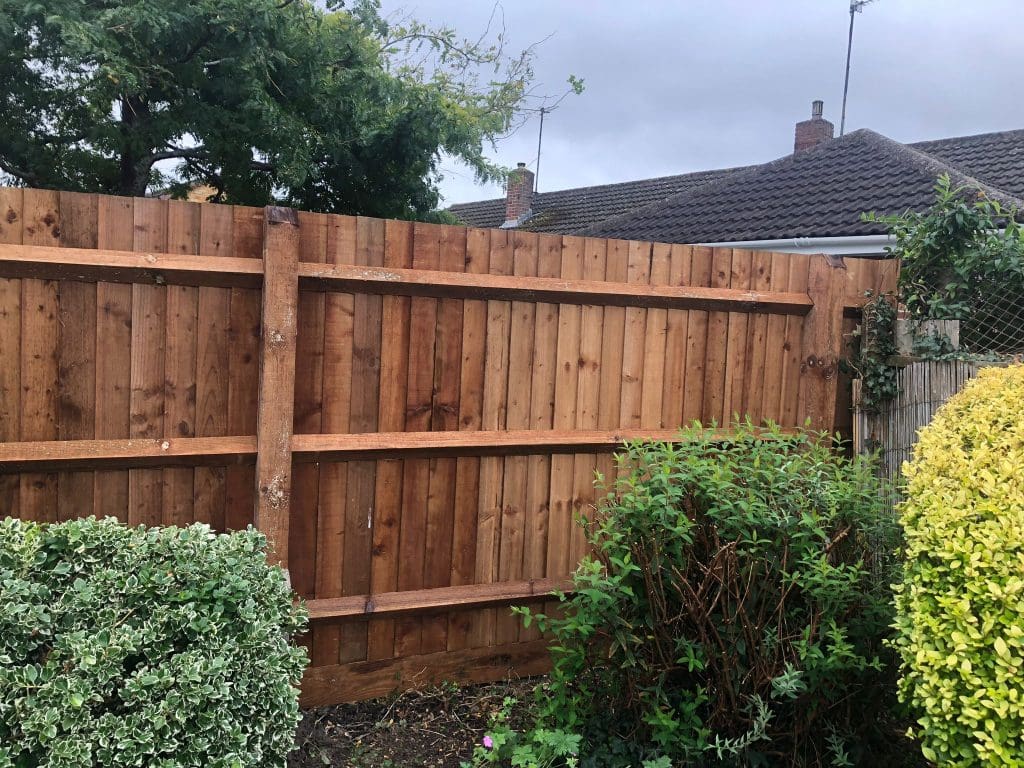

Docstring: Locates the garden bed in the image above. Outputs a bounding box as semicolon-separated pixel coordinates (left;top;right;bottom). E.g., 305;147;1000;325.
288;678;535;768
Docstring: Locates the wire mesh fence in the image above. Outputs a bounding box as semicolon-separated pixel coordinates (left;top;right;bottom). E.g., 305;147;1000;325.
957;275;1024;357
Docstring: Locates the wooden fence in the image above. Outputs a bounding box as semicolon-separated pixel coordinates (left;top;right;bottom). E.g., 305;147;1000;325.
0;188;894;706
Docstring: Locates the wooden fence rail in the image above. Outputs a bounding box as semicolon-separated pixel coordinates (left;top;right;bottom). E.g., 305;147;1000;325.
0;187;895;705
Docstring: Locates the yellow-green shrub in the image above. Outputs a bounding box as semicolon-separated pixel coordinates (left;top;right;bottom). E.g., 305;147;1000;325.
893;364;1024;766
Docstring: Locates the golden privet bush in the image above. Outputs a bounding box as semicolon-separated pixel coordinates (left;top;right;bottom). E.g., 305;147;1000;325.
893;364;1024;766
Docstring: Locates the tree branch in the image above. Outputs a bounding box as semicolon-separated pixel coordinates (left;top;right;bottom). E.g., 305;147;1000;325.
0;155;43;187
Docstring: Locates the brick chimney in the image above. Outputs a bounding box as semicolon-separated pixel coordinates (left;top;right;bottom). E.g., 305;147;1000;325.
794;100;834;153
502;162;534;227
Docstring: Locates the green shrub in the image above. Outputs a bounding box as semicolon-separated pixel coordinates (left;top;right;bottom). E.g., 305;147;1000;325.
0;517;308;768
515;423;900;767
893;365;1024;766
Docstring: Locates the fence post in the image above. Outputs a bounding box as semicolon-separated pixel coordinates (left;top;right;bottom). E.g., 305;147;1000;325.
798;254;848;433
254;206;300;568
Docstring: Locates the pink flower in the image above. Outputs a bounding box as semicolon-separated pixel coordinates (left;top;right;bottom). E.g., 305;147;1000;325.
482;736;494;749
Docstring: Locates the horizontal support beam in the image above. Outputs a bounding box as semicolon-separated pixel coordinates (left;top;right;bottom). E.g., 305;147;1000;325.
0;246;876;318
299;263;814;315
290;428;691;461
0;244;264;288
0;436;256;472
305;578;574;622
301;639;552;707
0;428;777;472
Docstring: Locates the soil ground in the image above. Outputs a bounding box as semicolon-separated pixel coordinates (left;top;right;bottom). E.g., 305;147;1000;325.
288;677;926;768
288;678;534;768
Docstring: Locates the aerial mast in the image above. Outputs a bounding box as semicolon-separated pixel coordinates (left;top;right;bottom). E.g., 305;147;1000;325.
840;0;877;136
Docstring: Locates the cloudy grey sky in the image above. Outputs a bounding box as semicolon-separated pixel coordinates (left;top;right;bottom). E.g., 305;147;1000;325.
378;0;1024;206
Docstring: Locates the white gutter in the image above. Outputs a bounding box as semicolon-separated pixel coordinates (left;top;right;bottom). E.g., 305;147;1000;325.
696;234;893;257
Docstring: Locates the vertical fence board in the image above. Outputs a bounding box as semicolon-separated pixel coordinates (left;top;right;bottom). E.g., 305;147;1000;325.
545;236;584;580
780;254;811;427
702;248;732;426
56;191;97;521
93;195;133;520
743;251;773;424
225;207;263;529
594;239;629;503
0;188;22;516
661;244;693;427
519;233;562;643
342;217;384;662
291;211;328;611
760;251;791;424
619;241;652;428
722;249;753;423
128;197;167;527
368;217;411;660
194;204;233;529
421;225;466;652
448;227;490;651
314;215;356;666
495;231;538;645
682;247;713;423
640;243;671;428
395;222;440;656
20;189;61;521
472;230;512;647
163;200;200;526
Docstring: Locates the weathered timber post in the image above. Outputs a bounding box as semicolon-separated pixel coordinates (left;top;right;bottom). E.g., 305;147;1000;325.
254;206;300;567
798;253;848;433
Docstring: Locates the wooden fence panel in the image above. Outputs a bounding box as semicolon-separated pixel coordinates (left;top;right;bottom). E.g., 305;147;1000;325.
0;187;889;706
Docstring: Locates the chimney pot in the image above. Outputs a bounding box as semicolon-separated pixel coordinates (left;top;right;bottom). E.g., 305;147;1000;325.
503;162;535;227
794;100;834;154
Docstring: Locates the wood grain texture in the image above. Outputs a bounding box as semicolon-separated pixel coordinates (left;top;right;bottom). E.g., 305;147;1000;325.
0;188;23;516
422;224;466;653
342;216;384;662
396;222;440;656
494;230;537;645
56;192;97;521
448;226;489;651
798;255;848;432
225;206;263;530
254;207;300;567
661;244;693;428
314;214;356;666
20;189;61;521
368;217;412;661
701;248;732;426
163;201;200;526
683;247;713;423
546;236;584;579
194;204;233;528
472;229;512;647
722;249;753;424
93;195;134;520
1;188;880;708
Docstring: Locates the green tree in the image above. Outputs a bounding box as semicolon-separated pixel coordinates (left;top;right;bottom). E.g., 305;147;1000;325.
0;0;576;219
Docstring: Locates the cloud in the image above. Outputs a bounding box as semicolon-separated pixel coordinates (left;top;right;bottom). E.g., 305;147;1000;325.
382;0;1024;204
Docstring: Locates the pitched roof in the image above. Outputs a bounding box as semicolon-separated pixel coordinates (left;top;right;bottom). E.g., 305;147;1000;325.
447;166;753;233
585;129;1024;244
909;129;1024;199
449;126;1024;245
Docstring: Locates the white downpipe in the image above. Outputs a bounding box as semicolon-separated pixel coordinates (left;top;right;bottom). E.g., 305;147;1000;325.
696;234;893;257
